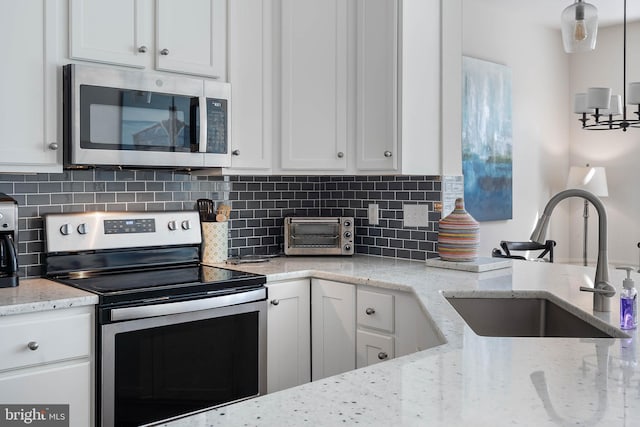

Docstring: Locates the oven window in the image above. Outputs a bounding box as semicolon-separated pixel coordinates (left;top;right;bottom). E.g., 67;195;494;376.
80;85;198;153
113;312;259;427
289;223;340;247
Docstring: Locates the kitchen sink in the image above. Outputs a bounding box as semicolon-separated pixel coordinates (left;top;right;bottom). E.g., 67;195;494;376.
444;292;629;338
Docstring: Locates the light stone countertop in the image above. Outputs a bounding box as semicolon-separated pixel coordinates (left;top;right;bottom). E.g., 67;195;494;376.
0;278;98;316
161;255;640;427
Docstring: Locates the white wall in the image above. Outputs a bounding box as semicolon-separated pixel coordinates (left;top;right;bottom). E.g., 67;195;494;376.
569;22;640;266
462;1;572;261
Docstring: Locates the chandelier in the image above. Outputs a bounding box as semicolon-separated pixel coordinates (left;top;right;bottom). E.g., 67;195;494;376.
563;0;640;131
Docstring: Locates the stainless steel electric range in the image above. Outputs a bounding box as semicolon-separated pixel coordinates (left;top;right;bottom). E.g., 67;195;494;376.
43;211;267;427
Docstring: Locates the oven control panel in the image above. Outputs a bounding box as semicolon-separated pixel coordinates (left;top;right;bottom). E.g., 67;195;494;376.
104;218;156;234
44;211;202;253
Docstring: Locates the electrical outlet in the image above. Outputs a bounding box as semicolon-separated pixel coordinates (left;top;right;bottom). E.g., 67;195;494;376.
368;203;379;225
403;204;429;227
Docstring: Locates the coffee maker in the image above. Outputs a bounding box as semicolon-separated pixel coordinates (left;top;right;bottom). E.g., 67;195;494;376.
0;193;18;287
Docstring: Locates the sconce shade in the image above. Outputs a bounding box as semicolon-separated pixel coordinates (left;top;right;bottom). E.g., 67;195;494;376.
566;166;609;197
561;0;598;53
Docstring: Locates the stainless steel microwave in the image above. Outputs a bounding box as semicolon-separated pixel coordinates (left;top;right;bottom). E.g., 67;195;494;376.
284;217;354;256
63;64;231;169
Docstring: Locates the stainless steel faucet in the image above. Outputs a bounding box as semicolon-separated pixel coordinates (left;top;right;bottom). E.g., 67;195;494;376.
530;189;615;311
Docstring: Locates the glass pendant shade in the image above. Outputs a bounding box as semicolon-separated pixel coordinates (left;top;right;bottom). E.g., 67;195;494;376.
561;0;598;53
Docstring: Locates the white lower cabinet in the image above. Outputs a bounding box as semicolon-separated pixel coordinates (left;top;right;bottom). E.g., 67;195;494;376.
311;278;356;381
0;306;94;427
267;277;443;389
356;330;394;368
356;285;443;368
266;279;311;393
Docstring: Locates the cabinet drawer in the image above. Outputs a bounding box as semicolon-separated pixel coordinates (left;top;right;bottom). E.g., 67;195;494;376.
0;309;92;372
356;330;394;368
357;289;394;333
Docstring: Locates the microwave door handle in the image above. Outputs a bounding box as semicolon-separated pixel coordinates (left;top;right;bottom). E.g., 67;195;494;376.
198;96;207;153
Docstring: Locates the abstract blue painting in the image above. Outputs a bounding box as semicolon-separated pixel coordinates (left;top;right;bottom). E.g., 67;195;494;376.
462;56;513;221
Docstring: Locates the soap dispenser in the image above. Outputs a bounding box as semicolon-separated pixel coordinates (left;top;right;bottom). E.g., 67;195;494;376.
618;266;638;330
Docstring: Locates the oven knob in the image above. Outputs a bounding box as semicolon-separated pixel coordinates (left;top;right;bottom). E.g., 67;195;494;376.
344;244;352;251
181;220;191;230
59;224;72;236
343;220;352;227
168;220;177;231
77;223;89;235
344;231;352;239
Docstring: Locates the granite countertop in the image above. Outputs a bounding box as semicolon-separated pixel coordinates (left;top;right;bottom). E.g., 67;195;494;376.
0;278;98;316
163;255;640;427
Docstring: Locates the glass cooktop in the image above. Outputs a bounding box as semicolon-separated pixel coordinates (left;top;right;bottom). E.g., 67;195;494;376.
53;264;266;306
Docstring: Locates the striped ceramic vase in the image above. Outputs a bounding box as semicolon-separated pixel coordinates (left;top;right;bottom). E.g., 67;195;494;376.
437;198;479;262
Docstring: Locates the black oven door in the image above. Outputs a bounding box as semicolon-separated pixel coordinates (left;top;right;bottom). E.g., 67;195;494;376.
100;298;267;427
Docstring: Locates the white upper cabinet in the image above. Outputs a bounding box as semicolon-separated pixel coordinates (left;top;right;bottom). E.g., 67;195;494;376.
280;0;349;171
69;0;226;79
156;0;226;79
355;0;398;171
0;0;61;173
225;0;273;172
69;0;152;69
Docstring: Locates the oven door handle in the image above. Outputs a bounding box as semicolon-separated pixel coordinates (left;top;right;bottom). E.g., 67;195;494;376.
110;288;267;322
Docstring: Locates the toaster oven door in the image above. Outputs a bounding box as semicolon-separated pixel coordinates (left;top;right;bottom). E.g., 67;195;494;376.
284;219;344;255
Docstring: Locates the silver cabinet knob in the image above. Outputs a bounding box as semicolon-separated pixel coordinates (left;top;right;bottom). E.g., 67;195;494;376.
77;223;89;235
384;151;392;158
27;341;39;351
59;224;72;236
48;142;59;150
138;45;148;53
160;48;170;56
270;299;280;306
232;149;240;156
378;352;388;360
168;220;177;231
365;307;375;315
337;152;344;158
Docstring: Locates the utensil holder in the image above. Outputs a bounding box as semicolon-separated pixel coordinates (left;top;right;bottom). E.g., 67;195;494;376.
201;222;228;265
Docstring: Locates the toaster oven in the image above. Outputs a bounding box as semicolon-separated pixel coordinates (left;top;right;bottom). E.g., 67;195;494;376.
284;217;354;256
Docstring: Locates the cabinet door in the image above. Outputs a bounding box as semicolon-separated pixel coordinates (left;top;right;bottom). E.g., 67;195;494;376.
227;0;273;170
266;279;311;393
356;330;394;368
280;0;349;170
356;0;398;171
156;0;226;79
311;279;355;381
0;0;61;173
69;0;153;68
0;362;92;427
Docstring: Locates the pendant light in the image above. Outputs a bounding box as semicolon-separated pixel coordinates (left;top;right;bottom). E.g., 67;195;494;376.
561;0;598;53
570;0;640;131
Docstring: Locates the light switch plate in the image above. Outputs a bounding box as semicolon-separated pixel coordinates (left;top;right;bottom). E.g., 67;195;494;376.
403;204;429;227
368;203;379;225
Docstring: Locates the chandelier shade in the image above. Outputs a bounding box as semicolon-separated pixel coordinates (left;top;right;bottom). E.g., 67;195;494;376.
561;0;598;53
569;0;640;131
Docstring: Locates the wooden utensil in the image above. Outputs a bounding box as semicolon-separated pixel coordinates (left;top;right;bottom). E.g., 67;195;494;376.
216;204;231;222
